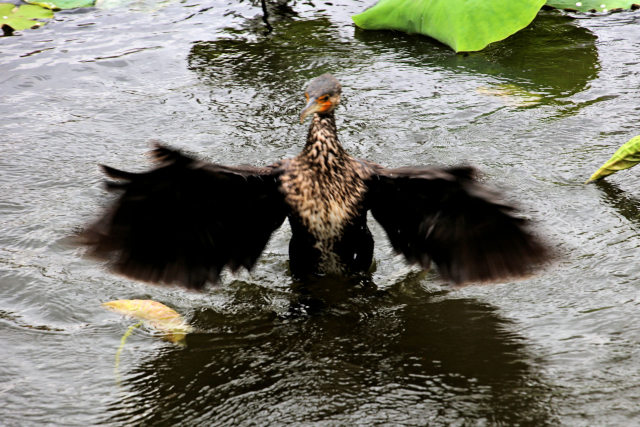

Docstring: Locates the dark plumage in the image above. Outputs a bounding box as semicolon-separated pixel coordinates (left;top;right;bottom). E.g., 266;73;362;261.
80;73;549;289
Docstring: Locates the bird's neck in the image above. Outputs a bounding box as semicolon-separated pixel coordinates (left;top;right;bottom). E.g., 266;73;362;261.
302;112;348;165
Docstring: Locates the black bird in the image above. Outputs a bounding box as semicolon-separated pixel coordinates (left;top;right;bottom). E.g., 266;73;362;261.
80;73;549;289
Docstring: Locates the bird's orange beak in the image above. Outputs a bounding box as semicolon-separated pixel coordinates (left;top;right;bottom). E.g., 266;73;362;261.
300;94;332;123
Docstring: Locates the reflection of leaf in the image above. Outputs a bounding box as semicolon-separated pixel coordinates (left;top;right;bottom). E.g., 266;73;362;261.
588;136;640;182
352;0;546;52
103;299;193;343
477;84;543;107
546;0;639;12
24;0;93;10
595;180;640;226
468;14;599;97
354;13;598;98
188;17;349;92
0;3;53;31
192;12;597;104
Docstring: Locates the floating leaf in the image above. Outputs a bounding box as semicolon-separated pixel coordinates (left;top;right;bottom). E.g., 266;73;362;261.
0;3;53;31
24;0;94;10
352;0;547;52
103;299;193;343
104;300;194;384
587;136;640;182
545;0;639;12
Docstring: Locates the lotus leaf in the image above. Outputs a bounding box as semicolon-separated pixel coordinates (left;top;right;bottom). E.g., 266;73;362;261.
103;299;193;343
24;0;94;10
352;0;547;52
588;136;640;182
545;0;639;12
0;3;52;31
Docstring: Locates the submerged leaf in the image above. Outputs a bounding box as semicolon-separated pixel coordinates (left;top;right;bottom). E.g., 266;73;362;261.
0;3;53;31
545;0;639;12
588;136;640;182
476;84;543;107
103;299;193;343
352;0;546;52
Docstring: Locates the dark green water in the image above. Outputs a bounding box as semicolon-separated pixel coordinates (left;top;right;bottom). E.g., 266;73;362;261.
1;1;640;425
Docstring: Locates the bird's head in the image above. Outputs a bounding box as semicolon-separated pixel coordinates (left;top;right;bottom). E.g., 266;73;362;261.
300;73;342;123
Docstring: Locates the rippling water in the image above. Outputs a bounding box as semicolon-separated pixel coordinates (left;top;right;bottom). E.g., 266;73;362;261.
2;1;640;425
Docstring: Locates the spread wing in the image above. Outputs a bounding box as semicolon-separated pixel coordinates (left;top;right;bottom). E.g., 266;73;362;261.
79;145;288;289
364;164;550;285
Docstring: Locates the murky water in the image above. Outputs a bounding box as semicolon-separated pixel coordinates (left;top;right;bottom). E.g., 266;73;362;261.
2;1;640;425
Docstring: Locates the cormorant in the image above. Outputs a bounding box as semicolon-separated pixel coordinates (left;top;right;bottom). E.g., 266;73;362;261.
80;73;549;289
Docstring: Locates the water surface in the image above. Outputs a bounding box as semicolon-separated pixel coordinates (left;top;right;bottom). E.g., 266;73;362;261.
2;1;640;425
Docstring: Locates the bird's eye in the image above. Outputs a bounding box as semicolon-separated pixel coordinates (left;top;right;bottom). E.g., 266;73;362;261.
319;95;329;102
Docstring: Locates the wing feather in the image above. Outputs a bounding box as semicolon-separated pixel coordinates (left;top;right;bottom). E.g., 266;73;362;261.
79;145;288;289
365;164;550;285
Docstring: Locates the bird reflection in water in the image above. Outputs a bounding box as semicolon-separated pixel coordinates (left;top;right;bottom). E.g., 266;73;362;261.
104;275;556;426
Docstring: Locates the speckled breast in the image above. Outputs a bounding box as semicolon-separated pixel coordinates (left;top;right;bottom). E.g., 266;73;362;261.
280;158;368;273
282;159;365;234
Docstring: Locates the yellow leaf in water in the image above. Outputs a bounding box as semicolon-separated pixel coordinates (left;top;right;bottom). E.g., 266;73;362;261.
103;299;193;343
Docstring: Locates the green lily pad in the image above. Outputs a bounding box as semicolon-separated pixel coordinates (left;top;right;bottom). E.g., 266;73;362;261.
0;3;53;31
546;0;639;12
352;0;547;52
588;136;640;182
24;0;94;10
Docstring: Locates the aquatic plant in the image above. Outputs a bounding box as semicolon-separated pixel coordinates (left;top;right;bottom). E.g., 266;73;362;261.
0;3;52;32
25;0;93;9
546;0;639;13
103;299;193;344
588;135;640;182
353;0;640;52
